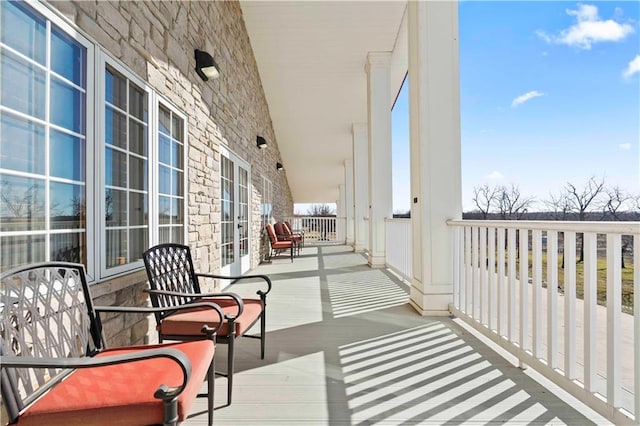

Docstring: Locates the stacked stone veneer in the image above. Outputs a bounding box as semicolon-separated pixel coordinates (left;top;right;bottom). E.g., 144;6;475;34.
48;1;293;346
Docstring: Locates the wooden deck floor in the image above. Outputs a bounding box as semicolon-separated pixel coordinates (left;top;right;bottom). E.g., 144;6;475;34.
185;244;609;425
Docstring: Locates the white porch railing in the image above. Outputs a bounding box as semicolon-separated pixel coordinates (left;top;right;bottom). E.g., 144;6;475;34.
448;220;639;425
385;218;412;281
286;216;346;243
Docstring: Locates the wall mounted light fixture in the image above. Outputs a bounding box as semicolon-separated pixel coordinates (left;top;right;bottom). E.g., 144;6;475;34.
276;162;284;171
256;136;267;149
195;49;220;81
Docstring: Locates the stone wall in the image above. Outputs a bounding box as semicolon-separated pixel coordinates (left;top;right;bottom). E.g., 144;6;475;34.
48;0;293;346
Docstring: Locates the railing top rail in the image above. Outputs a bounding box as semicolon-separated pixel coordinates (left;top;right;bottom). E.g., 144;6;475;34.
385;217;411;223
447;219;640;234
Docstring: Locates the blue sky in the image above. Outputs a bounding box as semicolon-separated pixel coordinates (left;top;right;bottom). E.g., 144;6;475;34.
392;1;639;213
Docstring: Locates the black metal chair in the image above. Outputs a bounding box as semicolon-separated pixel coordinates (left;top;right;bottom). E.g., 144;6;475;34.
142;243;272;406
0;262;224;426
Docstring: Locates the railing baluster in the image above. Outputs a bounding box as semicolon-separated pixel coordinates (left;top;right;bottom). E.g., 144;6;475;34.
583;232;597;392
606;233;621;407
488;227;496;332
497;227;506;337
472;226;479;320
519;229;529;357
532;229;542;358
453;226;460;309
547;231;558;370
634;233;640;421
480;226;488;325
564;231;576;380
508;228;517;343
465;226;472;316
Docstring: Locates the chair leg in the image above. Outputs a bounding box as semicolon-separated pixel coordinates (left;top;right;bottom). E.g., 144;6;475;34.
260;311;266;360
227;332;235;405
290;245;294;262
207;357;215;426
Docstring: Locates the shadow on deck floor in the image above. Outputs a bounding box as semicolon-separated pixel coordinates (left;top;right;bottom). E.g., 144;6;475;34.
185;245;606;425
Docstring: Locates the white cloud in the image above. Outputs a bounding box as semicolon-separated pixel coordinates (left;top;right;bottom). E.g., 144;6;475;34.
487;171;504;180
511;90;545;108
537;4;634;50
622;54;640;78
618;143;632;150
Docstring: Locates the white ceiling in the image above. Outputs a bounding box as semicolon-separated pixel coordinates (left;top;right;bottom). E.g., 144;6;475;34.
240;1;407;203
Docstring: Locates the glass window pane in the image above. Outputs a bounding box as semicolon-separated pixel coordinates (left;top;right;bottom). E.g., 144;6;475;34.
50;129;85;181
222;201;232;222
172;226;184;244
174;198;184;224
159;196;171;225
159;105;170;135
1;235;45;272
159;165;170;195
51;232;86;264
172;141;183;169
1;1;46;64
159;134;171;165
0;174;45;232
50;76;85;133
129;193;147;226
50;182;84;229
51;27;85;86
105;106;127;148
105;148;127;188
129;83;147;121
105;66;126;109
105;188;126;226
171;115;183;142
129;119;147;156
0;112;45;174
1;50;46;119
172;170;183;196
128;155;147;190
129;227;148;263
159;227;171;245
106;229;127;268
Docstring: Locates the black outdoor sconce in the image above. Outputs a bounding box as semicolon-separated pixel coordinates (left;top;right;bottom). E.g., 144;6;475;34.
276;162;284;171
257;136;267;149
195;49;220;81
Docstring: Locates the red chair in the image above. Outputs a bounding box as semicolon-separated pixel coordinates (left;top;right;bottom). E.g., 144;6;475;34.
265;223;295;262
283;221;304;248
142;243;272;406
1;262;224;426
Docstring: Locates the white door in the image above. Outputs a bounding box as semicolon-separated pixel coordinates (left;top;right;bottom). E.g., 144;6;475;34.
220;149;251;277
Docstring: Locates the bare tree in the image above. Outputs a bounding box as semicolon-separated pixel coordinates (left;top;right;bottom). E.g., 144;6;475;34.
602;186;631;220
545;191;571;220
564;176;606;262
494;184;535;220
472;184;499;219
307;204;335;216
565;176;605;221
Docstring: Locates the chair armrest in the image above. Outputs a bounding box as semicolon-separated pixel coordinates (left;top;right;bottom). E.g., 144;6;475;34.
143;288;244;319
196;272;273;296
1;347;194;399
95;303;225;335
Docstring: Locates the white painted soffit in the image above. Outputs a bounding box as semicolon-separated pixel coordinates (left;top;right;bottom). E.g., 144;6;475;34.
241;1;407;203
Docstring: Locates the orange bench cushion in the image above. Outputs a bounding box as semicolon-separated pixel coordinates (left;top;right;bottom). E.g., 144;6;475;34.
16;340;213;426
160;298;263;337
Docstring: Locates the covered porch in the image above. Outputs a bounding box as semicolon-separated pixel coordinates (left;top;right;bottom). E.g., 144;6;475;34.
190;244;609;425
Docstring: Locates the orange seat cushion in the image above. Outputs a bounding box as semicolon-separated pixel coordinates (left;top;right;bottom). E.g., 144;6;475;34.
17;340;214;426
160;298;263;337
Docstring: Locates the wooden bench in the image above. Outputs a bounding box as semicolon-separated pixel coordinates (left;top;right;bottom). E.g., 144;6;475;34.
1;262;224;425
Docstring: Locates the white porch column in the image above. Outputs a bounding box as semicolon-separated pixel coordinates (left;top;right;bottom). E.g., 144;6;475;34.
407;1;462;315
344;159;355;246
337;184;346;243
365;52;393;268
352;123;369;252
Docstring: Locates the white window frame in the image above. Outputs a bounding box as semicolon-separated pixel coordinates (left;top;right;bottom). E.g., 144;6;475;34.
2;1;191;282
0;0;96;280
